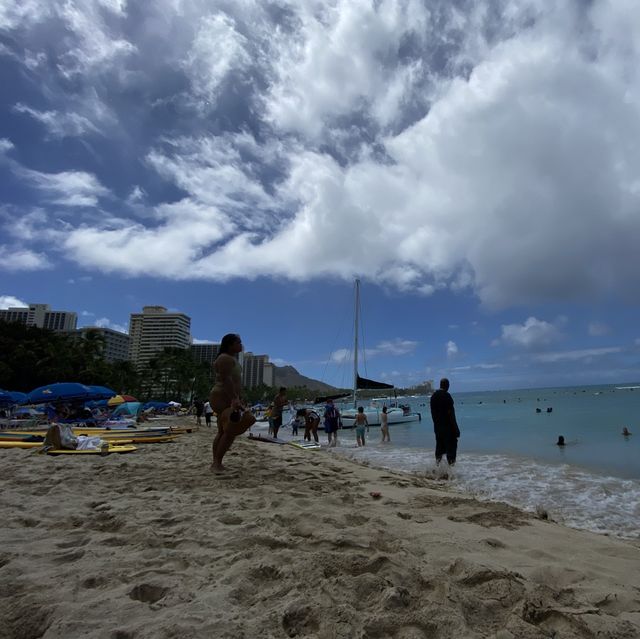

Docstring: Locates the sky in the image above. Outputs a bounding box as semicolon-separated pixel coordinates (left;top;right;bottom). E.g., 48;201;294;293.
1;0;640;392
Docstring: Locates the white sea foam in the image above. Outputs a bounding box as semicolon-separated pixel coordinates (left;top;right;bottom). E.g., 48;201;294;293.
334;445;640;539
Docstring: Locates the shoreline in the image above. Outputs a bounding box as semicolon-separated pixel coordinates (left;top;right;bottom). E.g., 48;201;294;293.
1;417;639;638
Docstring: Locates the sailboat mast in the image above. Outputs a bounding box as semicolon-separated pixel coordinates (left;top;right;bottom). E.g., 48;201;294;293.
353;279;359;408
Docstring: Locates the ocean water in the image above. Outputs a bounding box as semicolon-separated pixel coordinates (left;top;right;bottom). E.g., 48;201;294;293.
327;384;640;539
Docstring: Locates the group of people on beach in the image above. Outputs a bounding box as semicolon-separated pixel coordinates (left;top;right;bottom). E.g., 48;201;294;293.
203;332;463;474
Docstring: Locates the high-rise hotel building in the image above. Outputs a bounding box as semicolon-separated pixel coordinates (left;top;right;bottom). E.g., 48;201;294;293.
242;353;274;389
0;303;77;332
128;306;191;369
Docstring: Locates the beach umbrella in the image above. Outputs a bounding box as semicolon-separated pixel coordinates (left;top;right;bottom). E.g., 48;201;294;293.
23;382;95;405
5;391;28;404
107;394;137;406
88;385;117;400
0;390;12;406
112;402;142;417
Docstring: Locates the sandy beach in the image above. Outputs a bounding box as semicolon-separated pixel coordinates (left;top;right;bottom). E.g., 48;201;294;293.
1;417;639;639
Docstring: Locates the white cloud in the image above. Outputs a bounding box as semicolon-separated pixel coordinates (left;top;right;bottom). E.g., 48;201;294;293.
0;245;51;271
446;340;459;357
93;317;128;333
498;317;562;349
452;363;502;371
63;198;233;276
182;13;250;109
330;348;351;364
0;1;135;76
13;104;101;138
534;347;622;363
192;338;216;344
588;321;610;337
0;138;14;153
17;168;110;207
265;0;430;137
3;1;640;310
0;295;28;309
330;338;417;363
373;339;418;356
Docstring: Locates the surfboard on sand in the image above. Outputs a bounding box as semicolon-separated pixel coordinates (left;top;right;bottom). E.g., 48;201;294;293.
0;441;136;454
288;440;321;450
46;445;137;455
247;433;286;445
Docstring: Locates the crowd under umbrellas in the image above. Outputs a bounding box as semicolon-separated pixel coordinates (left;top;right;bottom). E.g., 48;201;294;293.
0;382;189;454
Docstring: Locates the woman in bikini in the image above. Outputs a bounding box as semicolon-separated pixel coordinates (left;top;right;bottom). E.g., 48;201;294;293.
209;333;255;473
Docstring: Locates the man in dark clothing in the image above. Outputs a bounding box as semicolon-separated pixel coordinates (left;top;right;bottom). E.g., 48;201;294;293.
430;378;460;465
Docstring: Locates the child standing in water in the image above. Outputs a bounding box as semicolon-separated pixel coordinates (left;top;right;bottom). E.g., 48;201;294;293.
355;406;368;446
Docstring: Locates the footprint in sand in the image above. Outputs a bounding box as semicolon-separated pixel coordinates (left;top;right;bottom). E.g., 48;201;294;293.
128;583;169;604
281;602;319;638
81;575;108;589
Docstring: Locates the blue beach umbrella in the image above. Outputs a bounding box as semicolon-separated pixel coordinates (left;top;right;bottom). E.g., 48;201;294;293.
23;382;96;405
8;391;27;403
87;385;117;400
0;389;13;406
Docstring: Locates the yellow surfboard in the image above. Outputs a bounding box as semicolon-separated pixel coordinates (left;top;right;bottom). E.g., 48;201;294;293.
0;441;136;454
46;445;137;455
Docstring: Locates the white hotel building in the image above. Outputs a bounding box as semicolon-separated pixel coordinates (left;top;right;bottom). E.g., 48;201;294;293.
128;306;191;369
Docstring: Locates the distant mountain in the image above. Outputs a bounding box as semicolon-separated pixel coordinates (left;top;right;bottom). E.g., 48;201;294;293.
273;365;338;393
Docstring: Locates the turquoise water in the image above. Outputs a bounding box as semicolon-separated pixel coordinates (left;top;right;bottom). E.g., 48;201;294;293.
329;384;640;539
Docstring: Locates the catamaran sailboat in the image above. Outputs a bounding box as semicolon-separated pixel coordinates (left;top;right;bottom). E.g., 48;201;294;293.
338;279;422;429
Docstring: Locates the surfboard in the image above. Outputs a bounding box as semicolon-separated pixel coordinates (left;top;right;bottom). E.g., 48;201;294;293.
247;433;286;445
46;445;137;455
0;440;45;449
288;440;322;450
0;434;175;446
3;427;171;437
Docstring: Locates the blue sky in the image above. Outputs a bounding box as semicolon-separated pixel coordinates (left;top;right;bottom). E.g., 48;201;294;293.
1;1;640;392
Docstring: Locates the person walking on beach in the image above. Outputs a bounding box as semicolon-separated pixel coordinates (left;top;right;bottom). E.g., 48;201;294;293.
209;333;255;473
430;378;460;466
194;398;204;426
203;400;213;427
355;406;368;446
380;405;390;443
324;399;340;447
271;387;288;439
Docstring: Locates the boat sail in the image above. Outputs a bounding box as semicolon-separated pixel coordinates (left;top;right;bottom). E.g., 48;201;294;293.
340;279;421;428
